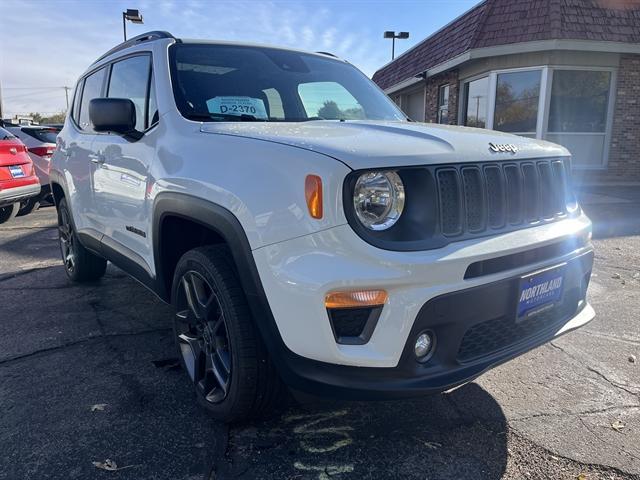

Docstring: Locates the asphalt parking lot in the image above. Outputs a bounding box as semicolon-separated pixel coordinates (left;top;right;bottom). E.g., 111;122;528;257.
1;189;639;480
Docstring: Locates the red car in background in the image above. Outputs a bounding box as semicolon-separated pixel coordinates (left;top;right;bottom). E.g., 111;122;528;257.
0;126;40;224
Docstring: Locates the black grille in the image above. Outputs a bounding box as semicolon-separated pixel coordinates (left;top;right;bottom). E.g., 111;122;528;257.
457;301;574;363
461;167;485;232
484;165;506;228
436;169;462;235
435;159;569;237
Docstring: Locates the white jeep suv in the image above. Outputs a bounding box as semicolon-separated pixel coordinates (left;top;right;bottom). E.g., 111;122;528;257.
51;32;595;422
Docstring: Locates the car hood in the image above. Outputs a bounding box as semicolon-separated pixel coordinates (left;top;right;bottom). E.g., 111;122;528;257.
200;121;568;170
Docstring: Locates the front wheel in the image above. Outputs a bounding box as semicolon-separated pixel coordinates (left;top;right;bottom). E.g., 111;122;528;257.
172;245;284;422
57;197;107;282
0;203;20;225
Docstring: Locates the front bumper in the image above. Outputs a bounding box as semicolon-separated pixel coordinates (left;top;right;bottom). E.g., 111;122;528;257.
251;213;595;398
0;182;41;207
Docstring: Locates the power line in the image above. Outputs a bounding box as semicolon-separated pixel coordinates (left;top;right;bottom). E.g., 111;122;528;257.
3;86;64;90
3;91;68;101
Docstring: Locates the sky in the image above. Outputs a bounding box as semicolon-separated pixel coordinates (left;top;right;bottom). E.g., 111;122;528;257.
0;0;479;117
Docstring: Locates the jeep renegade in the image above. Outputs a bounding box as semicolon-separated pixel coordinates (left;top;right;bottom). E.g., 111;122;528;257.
50;32;595;422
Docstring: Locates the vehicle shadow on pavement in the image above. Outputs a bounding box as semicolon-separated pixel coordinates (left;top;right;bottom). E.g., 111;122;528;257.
0;262;509;480
220;383;508;479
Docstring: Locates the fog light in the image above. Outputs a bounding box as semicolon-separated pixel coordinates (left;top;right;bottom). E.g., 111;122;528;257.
414;331;434;361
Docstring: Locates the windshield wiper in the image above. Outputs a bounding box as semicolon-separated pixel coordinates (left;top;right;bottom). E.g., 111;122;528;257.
185;112;267;122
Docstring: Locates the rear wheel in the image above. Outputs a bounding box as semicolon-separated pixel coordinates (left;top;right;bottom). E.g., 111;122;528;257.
0;203;20;225
17;197;40;217
172;245;284;422
57;197;107;282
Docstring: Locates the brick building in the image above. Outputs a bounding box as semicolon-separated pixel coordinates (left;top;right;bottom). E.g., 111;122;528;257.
372;0;640;183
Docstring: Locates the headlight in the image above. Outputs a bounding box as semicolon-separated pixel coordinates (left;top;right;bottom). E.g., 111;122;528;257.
353;171;405;230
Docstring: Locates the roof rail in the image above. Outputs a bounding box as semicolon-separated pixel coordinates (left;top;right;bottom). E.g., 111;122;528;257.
92;31;177;65
316;51;338;58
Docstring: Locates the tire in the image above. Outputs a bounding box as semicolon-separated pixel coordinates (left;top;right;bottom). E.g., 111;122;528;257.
17;197;40;217
0;203;20;225
171;245;284;423
57;197;107;282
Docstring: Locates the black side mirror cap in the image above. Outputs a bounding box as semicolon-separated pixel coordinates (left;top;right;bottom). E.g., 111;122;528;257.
89;98;141;139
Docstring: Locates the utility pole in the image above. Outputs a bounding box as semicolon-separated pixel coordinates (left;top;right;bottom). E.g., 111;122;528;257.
0;77;3;121
63;86;71;111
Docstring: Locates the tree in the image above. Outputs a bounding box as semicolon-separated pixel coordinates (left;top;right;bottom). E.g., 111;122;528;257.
28;112;44;124
316;101;365;120
317;100;342;120
41;112;66;124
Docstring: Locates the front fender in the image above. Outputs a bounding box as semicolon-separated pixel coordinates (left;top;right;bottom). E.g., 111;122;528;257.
153;125;352;250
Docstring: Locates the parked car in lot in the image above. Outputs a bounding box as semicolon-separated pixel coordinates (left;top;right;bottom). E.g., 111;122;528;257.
0;127;40;224
4;125;58;215
50;31;595;422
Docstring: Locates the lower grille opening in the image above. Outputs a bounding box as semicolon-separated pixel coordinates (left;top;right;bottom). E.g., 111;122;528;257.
327;306;382;345
457;299;576;363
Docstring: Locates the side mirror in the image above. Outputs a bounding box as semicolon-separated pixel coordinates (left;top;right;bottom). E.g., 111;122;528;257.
89;98;141;139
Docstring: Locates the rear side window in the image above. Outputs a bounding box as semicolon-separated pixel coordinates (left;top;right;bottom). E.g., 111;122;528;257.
78;68;108;132
107;55;152;131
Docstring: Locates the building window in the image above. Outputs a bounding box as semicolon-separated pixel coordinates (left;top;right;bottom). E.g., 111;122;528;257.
494;70;541;135
548;70;610;132
438;84;449;124
463;77;488;128
458;67;613;168
546;70;612;168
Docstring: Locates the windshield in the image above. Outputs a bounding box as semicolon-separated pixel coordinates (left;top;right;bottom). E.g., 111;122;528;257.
169;43;406;123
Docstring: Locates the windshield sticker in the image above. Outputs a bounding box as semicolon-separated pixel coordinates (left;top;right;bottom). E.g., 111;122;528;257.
206;96;268;119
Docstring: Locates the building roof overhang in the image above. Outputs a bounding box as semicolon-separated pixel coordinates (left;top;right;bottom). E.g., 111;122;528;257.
383;39;640;94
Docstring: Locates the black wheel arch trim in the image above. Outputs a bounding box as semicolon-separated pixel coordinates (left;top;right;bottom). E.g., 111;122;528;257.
48;169;68;206
151;192;386;395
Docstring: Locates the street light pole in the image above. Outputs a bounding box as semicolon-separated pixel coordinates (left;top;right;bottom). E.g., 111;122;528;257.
122;9;144;41
383;31;409;60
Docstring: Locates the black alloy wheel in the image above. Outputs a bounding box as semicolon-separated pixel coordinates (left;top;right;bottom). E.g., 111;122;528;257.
175;270;232;404
58;202;76;275
56;197;107;282
171;245;285;422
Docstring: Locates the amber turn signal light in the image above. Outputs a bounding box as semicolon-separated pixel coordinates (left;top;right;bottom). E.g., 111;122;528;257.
305;174;323;219
325;290;388;309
